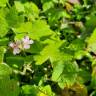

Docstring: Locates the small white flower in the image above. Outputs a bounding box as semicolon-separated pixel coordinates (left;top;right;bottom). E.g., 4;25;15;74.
9;42;14;48
22;36;34;49
9;41;21;55
13;48;20;55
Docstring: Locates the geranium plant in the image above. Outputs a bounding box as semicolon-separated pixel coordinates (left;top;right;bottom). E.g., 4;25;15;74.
0;0;96;96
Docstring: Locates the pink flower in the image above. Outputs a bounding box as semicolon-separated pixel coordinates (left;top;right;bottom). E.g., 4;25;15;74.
9;41;21;55
9;36;34;55
22;36;34;49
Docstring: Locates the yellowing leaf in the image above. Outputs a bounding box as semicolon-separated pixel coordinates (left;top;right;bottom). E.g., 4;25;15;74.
38;92;47;96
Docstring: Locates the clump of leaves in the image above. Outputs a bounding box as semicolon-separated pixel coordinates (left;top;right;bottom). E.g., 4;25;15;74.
0;0;96;96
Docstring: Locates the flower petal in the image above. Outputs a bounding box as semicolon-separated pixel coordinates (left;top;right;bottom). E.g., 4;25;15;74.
13;48;20;55
9;42;14;48
24;44;30;49
29;40;34;44
25;36;29;40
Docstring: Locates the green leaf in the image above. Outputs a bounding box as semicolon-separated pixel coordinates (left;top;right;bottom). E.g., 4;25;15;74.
38;85;55;96
60;62;78;88
45;8;70;25
52;61;79;89
0;63;12;76
42;1;54;11
74;50;86;60
0;38;9;46
42;85;53;95
14;33;26;41
78;69;91;84
69;38;85;51
91;68;96;89
34;39;64;65
91;60;96;89
29;20;54;40
22;85;39;96
6;6;24;28
24;2;39;20
0;17;8;37
0;47;6;63
52;61;64;81
22;85;55;96
6;56;24;68
24;55;34;64
14;20;54;40
0;0;8;7
15;1;39;17
27;41;44;54
14;1;25;12
13;22;32;34
24;2;39;15
88;28;96;53
0;77;19;96
86;15;96;32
